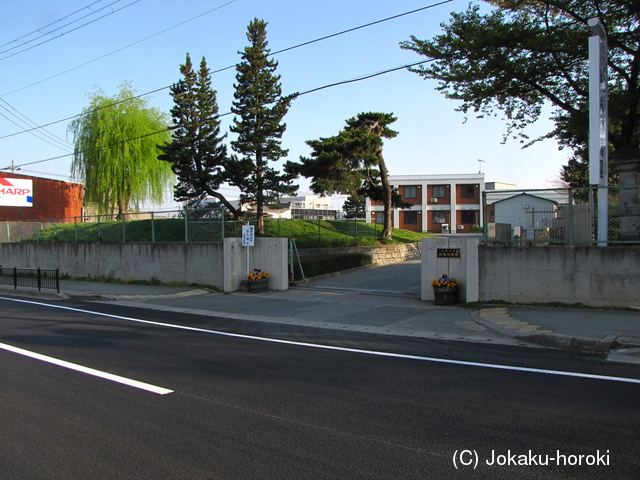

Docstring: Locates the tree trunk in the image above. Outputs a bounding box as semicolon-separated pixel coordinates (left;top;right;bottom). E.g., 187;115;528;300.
117;200;128;221
377;151;393;239
256;157;265;235
205;189;244;223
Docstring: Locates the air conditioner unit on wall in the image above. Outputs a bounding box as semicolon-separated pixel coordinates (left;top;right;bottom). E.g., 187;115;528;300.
457;225;464;230
430;198;438;203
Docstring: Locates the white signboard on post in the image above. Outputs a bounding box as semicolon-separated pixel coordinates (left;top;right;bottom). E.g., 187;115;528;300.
0;178;33;207
242;225;255;246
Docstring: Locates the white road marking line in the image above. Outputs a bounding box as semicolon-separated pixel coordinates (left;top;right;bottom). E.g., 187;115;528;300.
3;296;640;386
0;341;173;395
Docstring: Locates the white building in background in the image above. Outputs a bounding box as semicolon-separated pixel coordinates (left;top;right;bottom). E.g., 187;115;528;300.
244;195;338;220
485;181;518;191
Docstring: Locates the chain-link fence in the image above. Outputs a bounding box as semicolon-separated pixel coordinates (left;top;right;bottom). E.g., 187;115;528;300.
0;209;225;244
0;209;380;247
484;185;640;246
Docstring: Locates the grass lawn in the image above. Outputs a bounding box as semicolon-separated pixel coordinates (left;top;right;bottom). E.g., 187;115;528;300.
26;218;435;248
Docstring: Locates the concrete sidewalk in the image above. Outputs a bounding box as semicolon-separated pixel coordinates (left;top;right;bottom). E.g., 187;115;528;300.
2;267;639;364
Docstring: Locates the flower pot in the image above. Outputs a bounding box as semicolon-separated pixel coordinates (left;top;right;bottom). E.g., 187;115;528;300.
433;287;459;305
248;278;269;293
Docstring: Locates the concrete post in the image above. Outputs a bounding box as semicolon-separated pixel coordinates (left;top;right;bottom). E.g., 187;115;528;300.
421;237;479;302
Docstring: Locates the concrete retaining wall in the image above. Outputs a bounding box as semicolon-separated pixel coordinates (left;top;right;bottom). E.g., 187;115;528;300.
0;238;289;292
479;246;640;307
299;243;421;266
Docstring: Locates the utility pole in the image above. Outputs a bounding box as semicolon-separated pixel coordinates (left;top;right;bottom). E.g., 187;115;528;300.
588;17;608;246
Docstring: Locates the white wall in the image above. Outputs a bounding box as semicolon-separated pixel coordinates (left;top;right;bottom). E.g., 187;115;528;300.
0;238;289;293
479;246;640;307
223;238;289;292
422;240;639;308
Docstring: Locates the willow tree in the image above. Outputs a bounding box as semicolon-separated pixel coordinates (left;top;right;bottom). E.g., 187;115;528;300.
69;83;173;215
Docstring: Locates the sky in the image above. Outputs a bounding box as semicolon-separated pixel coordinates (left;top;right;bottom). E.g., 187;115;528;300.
0;0;573;211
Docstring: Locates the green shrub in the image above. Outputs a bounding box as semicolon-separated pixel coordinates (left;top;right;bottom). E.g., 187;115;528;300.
299;253;373;278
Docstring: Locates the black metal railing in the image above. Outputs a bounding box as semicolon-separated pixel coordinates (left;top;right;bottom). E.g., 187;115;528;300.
0;267;60;293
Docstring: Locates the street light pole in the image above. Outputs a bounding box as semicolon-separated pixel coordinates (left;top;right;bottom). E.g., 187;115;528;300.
588;17;608;246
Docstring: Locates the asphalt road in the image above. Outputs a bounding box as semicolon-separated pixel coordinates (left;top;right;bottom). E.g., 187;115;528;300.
1;296;639;479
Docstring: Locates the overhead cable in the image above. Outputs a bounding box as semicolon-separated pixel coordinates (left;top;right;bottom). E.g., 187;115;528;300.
0;0;449;138
0;0;143;61
0;0;129;57
0;0;239;97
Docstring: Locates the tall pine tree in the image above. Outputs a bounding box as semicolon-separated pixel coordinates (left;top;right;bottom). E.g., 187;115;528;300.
159;54;241;219
289;112;408;239
228;18;297;232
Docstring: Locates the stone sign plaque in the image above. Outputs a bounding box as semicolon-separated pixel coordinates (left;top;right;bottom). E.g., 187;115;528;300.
437;248;461;258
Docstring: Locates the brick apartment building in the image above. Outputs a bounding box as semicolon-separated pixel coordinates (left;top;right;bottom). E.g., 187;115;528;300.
0;172;84;222
365;174;485;233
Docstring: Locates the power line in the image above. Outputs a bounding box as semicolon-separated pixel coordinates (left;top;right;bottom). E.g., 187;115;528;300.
271;1;454;57
7;8;593;172
0;0;240;97
0;0;105;50
0;0;127;56
0;0;143;61
0;0;448;124
6;58;432;170
0;99;72;152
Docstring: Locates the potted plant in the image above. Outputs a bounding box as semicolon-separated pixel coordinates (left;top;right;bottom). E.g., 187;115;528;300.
243;268;270;293
431;274;461;305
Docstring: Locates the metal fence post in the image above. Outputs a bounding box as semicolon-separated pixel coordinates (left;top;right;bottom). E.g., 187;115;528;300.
56;268;60;294
151;212;156;243
184;209;189;243
220;209;225;242
568;189;574;245
482;191;488;243
37;268;42;291
13;267;17;290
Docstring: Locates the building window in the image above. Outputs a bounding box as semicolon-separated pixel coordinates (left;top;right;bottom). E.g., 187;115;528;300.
461;210;476;224
461;185;476;198
432;185;446;198
375;214;384;224
432;211;446;224
404;211;418;225
403;186;418;199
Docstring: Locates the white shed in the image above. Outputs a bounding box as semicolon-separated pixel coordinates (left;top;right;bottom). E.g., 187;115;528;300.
493;193;559;233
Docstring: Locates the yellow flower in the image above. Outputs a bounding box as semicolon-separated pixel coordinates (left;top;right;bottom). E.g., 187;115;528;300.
248;268;270;281
432;275;460;289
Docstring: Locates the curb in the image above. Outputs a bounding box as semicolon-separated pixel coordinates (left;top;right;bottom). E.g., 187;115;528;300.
516;333;640;353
